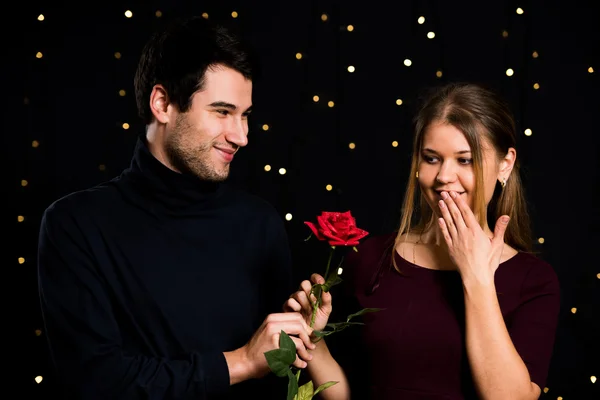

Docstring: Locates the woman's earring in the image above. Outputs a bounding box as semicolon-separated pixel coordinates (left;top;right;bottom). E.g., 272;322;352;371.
415;171;419;178
500;177;507;188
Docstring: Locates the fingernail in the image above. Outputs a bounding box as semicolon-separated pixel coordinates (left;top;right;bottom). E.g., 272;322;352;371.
502;216;510;223
450;191;457;198
441;191;448;199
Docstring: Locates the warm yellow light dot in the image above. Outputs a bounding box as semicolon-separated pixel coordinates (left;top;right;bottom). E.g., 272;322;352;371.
35;376;43;384
543;387;549;393
571;307;577;314
589;67;595;73
21;179;28;187
37;14;44;21
348;143;356;149
35;329;42;336
396;99;403;105
592;376;597;383
392;141;399;147
36;52;43;59
524;128;532;136
532;51;539;58
32;140;40;148
347;65;355;73
328;101;334;107
119;90;126;97
296;52;303;60
557;397;563;400
264;165;271;172
533;83;540;90
279;168;287;175
122;123;130;130
538;237;545;244
418;16;425;24
427;32;435;39
262;124;269;131
155;10;162;18
202;13;209;19
313;95;319;102
99;164;106;171
597;273;600;279
18;215;25;222
231;11;238;18
326;184;333;191
502;30;509;38
404;59;412;67
321;14;328;21
285;213;293;221
436;70;443;78
124;10;133;18
516;7;524;14
506;68;514;76
114;52;122;59
347;25;354;31
18;257;25;264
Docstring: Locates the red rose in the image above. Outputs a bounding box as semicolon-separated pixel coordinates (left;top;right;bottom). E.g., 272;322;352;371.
304;211;369;246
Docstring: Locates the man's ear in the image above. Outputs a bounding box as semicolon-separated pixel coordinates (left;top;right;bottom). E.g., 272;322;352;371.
149;84;170;124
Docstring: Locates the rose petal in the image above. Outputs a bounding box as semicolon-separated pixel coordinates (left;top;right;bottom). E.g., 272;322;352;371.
304;221;326;240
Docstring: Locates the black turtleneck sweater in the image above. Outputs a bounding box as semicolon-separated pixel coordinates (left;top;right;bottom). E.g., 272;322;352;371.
37;135;293;399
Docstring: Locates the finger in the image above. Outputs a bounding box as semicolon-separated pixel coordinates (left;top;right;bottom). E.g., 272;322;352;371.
293;290;313;312
492;215;510;247
438;197;458;239
451;190;478;228
311;273;325;284
290;336;313;363
298;279;311;291
292;354;308;369
283;298;302;313
320;289;332;308
267;316;316;349
443;191;467;232
438;218;453;247
300;280;313;296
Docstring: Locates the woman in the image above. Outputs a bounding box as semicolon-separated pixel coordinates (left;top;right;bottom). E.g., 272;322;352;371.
285;82;561;399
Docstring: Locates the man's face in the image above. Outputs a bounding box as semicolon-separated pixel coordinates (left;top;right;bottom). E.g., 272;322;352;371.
165;66;252;181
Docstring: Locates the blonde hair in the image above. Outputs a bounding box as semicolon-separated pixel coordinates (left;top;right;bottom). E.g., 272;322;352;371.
391;82;533;273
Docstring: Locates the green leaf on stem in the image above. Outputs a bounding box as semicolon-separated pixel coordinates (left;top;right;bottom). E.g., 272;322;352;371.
264;330;298;377
265;348;295;377
296;380;314;400
314;381;339;396
304;233;313;242
345;307;384;322
286;369;299;400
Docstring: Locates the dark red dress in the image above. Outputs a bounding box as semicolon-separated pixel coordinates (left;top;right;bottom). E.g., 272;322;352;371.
328;233;560;399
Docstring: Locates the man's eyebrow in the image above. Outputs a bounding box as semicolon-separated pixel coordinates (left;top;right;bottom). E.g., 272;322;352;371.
208;102;253;113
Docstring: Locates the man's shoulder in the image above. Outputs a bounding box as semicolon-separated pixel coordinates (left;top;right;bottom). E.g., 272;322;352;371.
42;179;121;224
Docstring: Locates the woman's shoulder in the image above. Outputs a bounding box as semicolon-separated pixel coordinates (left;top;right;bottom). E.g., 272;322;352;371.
504;251;560;294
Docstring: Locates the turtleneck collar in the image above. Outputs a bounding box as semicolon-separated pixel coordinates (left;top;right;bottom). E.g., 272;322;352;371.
120;133;224;212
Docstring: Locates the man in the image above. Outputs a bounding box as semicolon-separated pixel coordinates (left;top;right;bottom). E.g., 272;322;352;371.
37;16;314;399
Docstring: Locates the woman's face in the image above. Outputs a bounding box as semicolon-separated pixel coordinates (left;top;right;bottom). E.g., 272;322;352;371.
418;121;508;217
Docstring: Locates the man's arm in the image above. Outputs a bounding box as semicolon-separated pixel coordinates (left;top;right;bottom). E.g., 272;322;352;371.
38;203;315;399
37;204;231;399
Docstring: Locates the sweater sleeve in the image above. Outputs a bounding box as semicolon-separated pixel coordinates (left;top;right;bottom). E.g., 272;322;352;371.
508;259;561;389
264;209;294;312
37;203;230;400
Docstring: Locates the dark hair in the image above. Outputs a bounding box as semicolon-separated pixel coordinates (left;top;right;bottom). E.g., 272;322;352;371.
134;16;254;125
391;82;533;273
